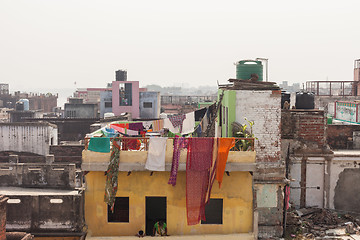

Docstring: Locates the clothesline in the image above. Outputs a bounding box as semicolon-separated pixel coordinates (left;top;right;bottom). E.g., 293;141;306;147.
88;106;214;139
103;136;236;226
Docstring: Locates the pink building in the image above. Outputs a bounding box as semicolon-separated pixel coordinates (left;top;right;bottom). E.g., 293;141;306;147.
111;81;140;118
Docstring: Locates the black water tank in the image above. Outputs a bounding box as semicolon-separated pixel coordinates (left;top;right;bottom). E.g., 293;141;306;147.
295;92;315;109
15;101;24;111
281;91;291;109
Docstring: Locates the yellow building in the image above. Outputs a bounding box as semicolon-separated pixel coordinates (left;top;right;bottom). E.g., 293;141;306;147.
82;138;256;238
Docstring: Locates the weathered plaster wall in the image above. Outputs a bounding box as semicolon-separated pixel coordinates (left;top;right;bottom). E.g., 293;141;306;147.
289;156;325;208
232;90;283;238
289;153;360;213
0;123;58;156
235;90;281;163
5;193;84;234
85;171;253;236
100;90;113;118
329;155;360;211
327;124;360;149
139;92;160;119
0;163;76;189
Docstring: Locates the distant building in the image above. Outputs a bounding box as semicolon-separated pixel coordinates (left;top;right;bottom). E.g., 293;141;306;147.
64;98;98;118
74;88;110;104
100;90;113;118
279;81;301;93
139;91;161;119
0;83;9;95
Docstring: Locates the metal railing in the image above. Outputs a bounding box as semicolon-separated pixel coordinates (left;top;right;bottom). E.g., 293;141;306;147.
84;137;255;152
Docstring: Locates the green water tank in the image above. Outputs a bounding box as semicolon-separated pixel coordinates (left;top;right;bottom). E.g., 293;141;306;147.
236;60;263;81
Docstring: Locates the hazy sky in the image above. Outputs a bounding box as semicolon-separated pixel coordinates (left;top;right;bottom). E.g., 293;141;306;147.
1;0;360;93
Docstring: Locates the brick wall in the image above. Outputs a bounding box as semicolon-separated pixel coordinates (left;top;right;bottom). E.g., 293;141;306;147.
49;145;83;168
282;109;326;149
327;125;360;149
235;90;282;163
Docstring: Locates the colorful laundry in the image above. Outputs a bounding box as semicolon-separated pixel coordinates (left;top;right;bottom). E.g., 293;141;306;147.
285;185;290;210
145;137;168;171
110;125;126;134
182;112;195;135
121;138;141;150
129;122;143;132
168;136;188;186
101;128;118;138
169;114;186;132
104;140;121;211
111;123;129;129
164;118;180;133
205;138;218;204
88;137;111;153
152;119;164;132
126;129;139;136
195;107;207;121
186;138;214;225
216;138;235;188
142;121;153;130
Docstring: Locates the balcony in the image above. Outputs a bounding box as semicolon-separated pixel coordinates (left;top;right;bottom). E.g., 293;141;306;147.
82;137;256;172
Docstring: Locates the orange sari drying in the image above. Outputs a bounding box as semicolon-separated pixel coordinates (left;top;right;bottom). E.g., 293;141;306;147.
216;138;235;188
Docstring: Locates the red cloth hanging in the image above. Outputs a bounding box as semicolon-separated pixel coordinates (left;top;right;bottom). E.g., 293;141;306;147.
186;137;214;225
111;123;129;129
216;138;235;188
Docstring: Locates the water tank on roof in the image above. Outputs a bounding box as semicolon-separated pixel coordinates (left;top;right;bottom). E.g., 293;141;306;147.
281;91;291;109
236;60;263;81
15;101;24;111
19;99;29;111
295;92;315;109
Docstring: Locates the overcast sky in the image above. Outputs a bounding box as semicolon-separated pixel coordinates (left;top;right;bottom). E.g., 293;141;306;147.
1;0;360;93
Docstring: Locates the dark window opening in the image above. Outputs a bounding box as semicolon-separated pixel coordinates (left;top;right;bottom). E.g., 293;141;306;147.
146;196;166;236
143;102;152;108
201;198;223;224
119;83;132;106
108;197;129;222
105;102;112;108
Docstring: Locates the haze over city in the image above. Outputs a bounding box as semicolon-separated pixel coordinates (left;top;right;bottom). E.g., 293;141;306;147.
1;0;360;99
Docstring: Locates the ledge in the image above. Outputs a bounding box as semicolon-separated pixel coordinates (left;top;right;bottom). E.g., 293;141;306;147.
82;162;256;172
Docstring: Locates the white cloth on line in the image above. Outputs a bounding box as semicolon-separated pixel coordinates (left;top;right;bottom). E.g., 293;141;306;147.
145;137;168;171
127;129;139;136
182;111;195;135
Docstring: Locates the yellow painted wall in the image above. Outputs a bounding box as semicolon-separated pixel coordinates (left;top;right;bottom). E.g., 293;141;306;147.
85;171;253;237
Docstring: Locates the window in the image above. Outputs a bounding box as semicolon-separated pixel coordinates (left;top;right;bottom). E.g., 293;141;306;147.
66;110;76;118
119;83;132;106
105;102;112;108
143;102;152;108
108;197;129;222
201;198;223;224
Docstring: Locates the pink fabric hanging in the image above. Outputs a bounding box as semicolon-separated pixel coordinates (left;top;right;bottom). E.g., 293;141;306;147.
186;137;214;225
168;136;188;186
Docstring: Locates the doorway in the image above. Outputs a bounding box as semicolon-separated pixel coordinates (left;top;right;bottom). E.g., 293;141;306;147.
145;196;167;236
